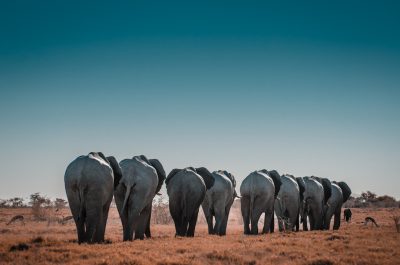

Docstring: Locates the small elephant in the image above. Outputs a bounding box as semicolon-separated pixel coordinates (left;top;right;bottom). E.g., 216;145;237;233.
114;155;165;241
64;152;122;243
240;169;281;235
344;208;352;222
166;167;215;237
202;170;238;236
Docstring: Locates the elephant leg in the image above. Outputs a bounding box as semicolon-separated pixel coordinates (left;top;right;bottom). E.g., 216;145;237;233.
135;203;152;240
145;204;152;238
202;201;214;235
303;215;309;231
309;213;315;230
85;206;101;243
214;207;226;236
186;208;199;237
74;217;86;244
95;199;112;243
220;205;231;236
169;202;185;237
241;196;251;235
250;207;263;235
269;211;275;233
333;206;342;230
295;214;300;232
262;211;273;234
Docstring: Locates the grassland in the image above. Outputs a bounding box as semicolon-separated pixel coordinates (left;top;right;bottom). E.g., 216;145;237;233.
0;206;399;265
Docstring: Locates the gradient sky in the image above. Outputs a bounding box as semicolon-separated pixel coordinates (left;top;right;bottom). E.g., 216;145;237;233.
1;1;399;200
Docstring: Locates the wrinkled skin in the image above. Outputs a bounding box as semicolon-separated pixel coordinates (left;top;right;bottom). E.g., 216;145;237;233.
240;170;279;235
274;175;300;231
64;152;118;244
167;167;214;237
300;177;325;230
201;170;237;236
114;156;165;241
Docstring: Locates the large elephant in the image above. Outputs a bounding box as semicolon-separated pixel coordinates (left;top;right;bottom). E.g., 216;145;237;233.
299;176;325;230
274;174;300;232
166;167;215;237
324;181;352;230
64;152;122;243
240;169;281;235
201;170;238;236
114;155;165;241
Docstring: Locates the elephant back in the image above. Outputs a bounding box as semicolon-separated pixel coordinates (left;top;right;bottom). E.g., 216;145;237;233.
217;170;236;187
166;168;182;186
262;169;282;198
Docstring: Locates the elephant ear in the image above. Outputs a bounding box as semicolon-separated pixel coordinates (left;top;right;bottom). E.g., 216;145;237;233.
296;177;306;201
166;168;181;186
148;159;166;193
195;167;215;190
321;178;332;204
268;170;282;198
337;181;352;203
106;156;123;189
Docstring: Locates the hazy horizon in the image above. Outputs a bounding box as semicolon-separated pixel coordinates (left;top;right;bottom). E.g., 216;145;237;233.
1;1;399;200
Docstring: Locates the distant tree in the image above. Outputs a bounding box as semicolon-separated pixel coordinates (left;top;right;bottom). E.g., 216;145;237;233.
54;198;67;209
29;192;50;220
361;191;377;203
8;197;24;208
0;199;7;208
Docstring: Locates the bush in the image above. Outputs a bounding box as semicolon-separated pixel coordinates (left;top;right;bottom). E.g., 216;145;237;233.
151;196;173;225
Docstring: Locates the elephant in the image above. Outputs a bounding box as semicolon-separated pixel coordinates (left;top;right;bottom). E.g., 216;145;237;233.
344;208;352;222
240;169;281;235
114;155;165;241
64;152;122;243
323;181;352;230
201;170;238;236
274;174;300;232
295;176;306;231
298;176;325;230
166;167;215;237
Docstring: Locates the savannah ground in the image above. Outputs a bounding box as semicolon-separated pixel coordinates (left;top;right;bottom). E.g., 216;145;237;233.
0;205;399;265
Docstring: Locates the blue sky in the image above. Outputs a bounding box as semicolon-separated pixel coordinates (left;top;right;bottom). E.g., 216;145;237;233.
1;1;400;199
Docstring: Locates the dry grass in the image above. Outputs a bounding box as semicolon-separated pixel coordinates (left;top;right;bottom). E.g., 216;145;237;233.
0;207;399;265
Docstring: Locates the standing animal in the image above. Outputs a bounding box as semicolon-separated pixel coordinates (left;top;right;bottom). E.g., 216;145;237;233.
114;155;165;241
344;208;352;222
64;152;122;243
364;217;379;227
240;169;281;235
166;167;215;237
323;181;352;230
274;174;300;232
299;176;325;230
202;170;238;235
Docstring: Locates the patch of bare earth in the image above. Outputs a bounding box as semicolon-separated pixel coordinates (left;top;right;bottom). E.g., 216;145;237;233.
0;208;399;265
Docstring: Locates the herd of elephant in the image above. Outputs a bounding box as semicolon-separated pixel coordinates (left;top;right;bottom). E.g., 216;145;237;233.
64;152;351;244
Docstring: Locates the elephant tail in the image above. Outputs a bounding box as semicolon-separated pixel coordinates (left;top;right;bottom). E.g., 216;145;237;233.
121;185;132;214
249;192;255;222
78;187;86;221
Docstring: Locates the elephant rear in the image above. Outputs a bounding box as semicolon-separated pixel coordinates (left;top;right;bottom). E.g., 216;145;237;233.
167;167;214;237
64;154;114;243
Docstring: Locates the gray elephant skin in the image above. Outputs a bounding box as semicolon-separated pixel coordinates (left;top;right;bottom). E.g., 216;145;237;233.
201;170;238;236
64;152;122;243
298;176;325;230
166;167;215;237
114;155;165;241
240;170;281;235
274;174;300;231
324;181;352;230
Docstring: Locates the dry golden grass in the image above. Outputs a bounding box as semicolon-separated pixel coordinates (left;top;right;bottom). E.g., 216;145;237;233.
0;207;399;265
